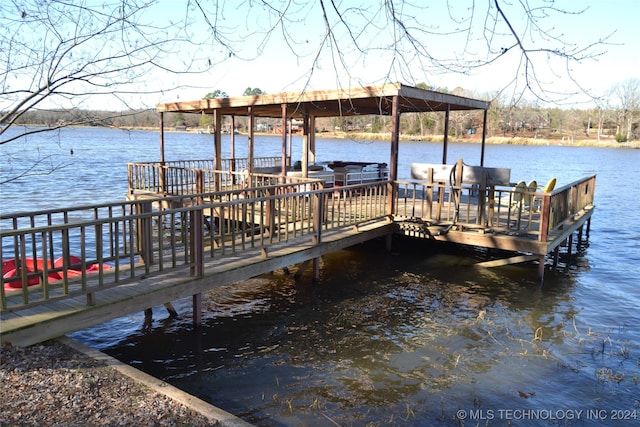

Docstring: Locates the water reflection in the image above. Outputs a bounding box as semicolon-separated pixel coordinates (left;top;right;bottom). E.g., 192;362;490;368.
68;237;638;426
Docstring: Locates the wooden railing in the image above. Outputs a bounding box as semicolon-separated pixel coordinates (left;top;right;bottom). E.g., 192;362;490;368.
128;156;289;195
152;157;285;171
393;174;596;241
1;170;595;311
1;181;388;311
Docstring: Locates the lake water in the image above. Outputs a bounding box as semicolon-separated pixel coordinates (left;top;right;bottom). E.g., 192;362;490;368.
2;127;639;426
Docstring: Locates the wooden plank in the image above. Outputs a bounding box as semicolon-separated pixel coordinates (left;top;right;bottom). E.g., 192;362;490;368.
474;254;538;268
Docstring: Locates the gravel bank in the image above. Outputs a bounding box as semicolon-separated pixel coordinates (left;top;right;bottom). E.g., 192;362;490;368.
0;338;251;427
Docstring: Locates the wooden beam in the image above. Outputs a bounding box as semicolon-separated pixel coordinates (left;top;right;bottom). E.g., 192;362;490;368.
474;254;538;268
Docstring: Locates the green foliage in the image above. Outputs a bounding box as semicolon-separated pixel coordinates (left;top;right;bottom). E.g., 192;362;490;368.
614;132;628;142
173;112;185;126
243;87;265;96
203;90;228;99
199;114;213;128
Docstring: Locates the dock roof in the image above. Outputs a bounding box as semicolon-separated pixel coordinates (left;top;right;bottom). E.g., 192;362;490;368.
156;83;490;118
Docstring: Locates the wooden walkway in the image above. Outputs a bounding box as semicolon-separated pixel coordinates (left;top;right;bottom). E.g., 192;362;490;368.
1;173;595;347
1;220;396;347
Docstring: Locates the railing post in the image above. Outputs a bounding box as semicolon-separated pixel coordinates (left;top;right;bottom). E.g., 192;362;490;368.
538;195;551;242
478;171;487;226
190;171;204;277
159;164;167;195
190;207;204;277
136;201;154;267
127;164;134;195
312;191;324;245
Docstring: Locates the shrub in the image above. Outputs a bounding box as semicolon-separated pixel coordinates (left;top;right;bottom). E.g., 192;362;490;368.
614;133;628;143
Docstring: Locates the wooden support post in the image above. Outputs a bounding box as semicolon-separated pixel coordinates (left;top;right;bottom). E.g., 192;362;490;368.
480;109;488;166
309;115;316;166
537;255;545;284
136;201;153;267
248;107;254;173
538;195;551;243
442;104;450;164
190;179;204;277
193;293;202;327
281;103;288;175
230;115;237;184
388;95;400;218
301;111;310;177
454;158;463;223
213;111;222;191
427;168;434;219
159;112;166;194
312;258;320;283
312;191;324;283
566;234;574;270
553;247;560;272
294;259;312;279
478;171;487;225
577;225;584;249
313;189;324;244
164;302;178;318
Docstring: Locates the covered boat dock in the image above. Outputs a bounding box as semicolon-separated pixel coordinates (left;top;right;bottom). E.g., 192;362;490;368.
1;84;595;347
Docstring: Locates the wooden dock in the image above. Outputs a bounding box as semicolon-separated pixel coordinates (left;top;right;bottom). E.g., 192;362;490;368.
2;172;594;347
1;84;596;347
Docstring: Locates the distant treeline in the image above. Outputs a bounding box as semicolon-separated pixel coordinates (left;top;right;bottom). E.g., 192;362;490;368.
10;102;638;142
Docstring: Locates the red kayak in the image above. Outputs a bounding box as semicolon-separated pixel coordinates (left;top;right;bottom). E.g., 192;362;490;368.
2;256;109;291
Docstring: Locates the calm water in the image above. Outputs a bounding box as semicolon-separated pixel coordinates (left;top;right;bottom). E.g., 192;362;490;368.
2;127;639;426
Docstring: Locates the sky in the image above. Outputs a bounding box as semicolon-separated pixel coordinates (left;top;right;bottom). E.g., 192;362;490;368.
148;0;640;108
3;0;639;113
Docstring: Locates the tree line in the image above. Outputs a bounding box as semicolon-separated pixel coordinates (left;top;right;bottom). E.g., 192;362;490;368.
11;79;639;143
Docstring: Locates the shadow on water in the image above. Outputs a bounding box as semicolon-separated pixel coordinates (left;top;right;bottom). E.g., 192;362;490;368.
72;237;639;426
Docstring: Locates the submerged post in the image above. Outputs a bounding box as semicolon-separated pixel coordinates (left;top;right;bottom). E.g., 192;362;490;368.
193;293;202;327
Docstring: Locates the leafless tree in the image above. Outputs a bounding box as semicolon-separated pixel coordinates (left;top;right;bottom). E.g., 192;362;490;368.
0;0;222;183
190;1;612;104
1;0;614;183
613;78;640;141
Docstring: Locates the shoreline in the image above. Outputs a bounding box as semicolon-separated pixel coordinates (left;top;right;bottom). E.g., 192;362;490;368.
0;337;253;427
9;124;640;149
